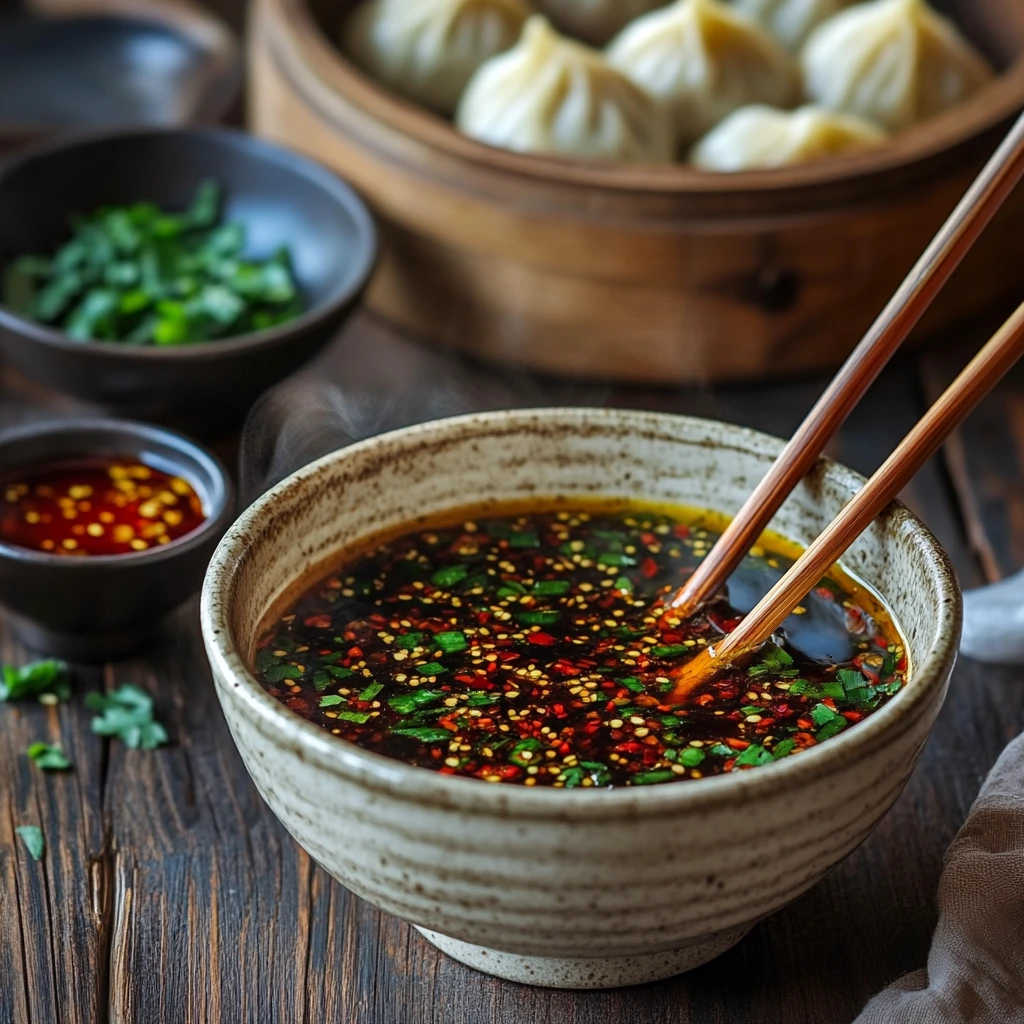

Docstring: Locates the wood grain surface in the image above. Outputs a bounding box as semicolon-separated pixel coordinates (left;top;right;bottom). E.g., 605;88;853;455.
2;310;1023;1023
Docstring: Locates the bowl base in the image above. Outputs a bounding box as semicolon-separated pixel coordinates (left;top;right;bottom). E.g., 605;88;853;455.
8;613;156;662
415;925;753;989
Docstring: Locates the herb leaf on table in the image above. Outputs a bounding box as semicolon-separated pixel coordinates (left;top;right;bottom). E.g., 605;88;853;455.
86;684;168;750
0;660;70;703
15;826;45;861
27;743;72;771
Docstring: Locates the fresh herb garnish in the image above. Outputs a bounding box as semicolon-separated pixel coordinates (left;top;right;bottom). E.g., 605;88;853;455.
27;743;72;771
335;710;372;723
391;727;452;743
3;181;303;345
0;660;70;703
434;632;467;653
85;684;168;750
16;826;45;861
388;689;444;715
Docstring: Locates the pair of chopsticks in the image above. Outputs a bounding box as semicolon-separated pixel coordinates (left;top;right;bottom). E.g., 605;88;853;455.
667;111;1024;701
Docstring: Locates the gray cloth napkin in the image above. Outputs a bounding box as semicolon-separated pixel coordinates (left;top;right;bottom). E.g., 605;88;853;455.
854;731;1024;1024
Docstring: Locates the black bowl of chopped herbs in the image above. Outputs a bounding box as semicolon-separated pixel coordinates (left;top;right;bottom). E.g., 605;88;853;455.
0;128;376;433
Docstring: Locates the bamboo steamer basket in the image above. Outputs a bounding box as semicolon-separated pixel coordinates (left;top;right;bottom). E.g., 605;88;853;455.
249;0;1024;383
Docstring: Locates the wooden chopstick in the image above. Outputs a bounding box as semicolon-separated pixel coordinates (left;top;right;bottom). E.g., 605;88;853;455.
668;299;1024;701
667;110;1024;620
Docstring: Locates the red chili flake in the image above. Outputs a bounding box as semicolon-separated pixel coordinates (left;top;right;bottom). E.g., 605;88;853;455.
725;738;750;751
797;718;814;730
641;557;659;579
842;711;863;723
673;523;690;538
551;660;581;677
822;698;837;711
348;645;363;658
696;693;715;706
528;632;556;646
896;657;907;672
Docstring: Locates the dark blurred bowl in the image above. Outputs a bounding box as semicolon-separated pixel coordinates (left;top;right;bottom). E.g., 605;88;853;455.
0;0;242;156
0;127;377;435
0;417;234;659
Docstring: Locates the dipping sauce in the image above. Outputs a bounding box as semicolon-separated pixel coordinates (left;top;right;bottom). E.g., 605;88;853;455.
0;457;205;556
254;502;908;788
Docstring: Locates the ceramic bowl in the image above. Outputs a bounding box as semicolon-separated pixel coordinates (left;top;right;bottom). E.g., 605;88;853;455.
201;409;961;989
0;417;233;659
0;127;377;435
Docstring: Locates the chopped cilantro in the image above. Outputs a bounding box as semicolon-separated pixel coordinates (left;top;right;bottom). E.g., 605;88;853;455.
85;684;168;750
733;744;773;768
651;644;688;659
335;710;372;723
810;702;839;727
416;662;448;676
531;580;570;596
391;727;452;743
27;743;72;771
1;660;70;702
16;826;44;861
631;769;676;785
431;565;468;588
435;632;467;653
388;689;444;715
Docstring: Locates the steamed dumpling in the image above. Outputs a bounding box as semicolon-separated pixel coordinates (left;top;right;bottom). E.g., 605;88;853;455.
729;0;852;52
802;0;995;132
607;0;800;148
457;17;675;162
692;104;888;170
342;0;531;115
535;0;670;45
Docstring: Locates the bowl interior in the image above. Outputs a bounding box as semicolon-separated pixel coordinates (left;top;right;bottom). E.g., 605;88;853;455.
207;409;960;803
0;128;373;323
0;8;237;136
0;418;232;562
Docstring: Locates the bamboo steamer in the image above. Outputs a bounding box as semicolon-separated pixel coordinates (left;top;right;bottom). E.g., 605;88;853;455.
249;0;1024;383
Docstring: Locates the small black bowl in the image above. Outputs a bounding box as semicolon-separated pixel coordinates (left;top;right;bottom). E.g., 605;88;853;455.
0;418;234;660
0;127;377;435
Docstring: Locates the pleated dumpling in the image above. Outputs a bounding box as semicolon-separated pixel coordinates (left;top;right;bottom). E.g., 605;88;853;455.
802;0;995;132
342;0;531;115
607;0;800;148
456;17;675;162
729;0;852;52
692;104;888;170
535;0;670;45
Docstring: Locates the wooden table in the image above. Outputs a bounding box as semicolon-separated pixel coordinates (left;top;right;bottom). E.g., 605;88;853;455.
2;310;1024;1024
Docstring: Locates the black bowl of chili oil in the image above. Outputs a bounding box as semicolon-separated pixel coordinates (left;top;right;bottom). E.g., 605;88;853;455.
0;418;233;659
0;127;377;436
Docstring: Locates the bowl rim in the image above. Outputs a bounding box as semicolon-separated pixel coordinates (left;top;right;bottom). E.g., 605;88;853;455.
269;0;1024;196
0;0;243;138
0;125;378;360
201;407;962;820
0;416;235;567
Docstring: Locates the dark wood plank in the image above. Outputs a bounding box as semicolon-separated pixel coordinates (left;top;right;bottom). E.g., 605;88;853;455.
0;623;110;1024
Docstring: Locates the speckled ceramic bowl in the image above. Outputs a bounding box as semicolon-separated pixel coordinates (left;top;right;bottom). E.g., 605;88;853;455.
201;409;961;989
